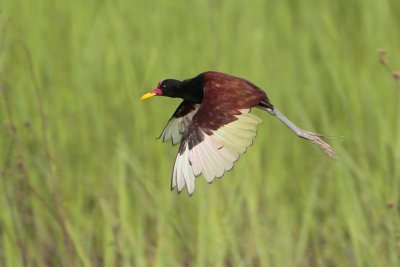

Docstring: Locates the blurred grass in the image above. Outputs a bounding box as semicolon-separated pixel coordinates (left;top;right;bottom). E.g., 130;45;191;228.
1;0;400;266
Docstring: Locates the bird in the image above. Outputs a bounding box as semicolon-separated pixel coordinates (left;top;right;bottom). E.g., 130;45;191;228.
141;71;336;196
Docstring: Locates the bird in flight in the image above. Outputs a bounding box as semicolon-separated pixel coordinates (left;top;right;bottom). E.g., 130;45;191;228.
141;71;336;196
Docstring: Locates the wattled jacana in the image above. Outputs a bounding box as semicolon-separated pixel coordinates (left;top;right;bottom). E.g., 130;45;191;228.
141;71;336;196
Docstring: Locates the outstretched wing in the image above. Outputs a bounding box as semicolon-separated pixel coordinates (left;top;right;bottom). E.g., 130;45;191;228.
171;73;267;195
172;109;262;195
158;101;200;145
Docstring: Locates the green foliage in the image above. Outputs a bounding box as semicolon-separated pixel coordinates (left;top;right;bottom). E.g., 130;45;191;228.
1;0;400;266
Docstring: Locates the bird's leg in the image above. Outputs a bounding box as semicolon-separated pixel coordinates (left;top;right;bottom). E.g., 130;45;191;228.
264;107;336;160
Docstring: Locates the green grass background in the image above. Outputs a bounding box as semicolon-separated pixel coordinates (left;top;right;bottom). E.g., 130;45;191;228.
1;0;400;266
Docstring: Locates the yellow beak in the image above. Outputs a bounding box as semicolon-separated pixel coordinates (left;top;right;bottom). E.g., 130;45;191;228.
140;92;156;101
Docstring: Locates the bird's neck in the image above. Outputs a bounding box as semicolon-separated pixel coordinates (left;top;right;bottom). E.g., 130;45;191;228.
180;75;204;103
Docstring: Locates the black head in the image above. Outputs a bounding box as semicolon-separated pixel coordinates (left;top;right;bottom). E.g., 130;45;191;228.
140;79;182;101
158;79;183;98
141;75;204;103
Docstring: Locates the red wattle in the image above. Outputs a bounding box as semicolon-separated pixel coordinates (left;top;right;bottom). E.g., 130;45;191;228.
151;88;163;96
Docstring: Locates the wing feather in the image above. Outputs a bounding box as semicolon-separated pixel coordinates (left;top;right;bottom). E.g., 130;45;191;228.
159;102;200;145
171;109;262;195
